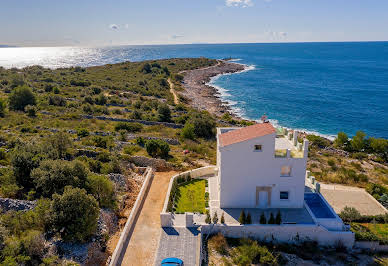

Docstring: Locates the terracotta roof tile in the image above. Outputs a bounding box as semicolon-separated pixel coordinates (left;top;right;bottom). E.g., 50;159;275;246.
219;123;276;147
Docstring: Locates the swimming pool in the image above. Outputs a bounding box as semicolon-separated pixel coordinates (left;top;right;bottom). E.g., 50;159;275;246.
304;193;335;219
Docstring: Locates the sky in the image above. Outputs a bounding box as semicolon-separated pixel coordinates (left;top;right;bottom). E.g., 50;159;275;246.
1;0;388;47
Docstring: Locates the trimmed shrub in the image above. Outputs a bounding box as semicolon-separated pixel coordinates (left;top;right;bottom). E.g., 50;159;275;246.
246;212;252;224
212;212;218;224
239;210;246;224
259;213;267;224
221;212;225;224
275;210;282;225
268;213;275;224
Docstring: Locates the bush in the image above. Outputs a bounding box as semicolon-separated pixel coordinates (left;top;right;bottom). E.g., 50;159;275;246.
51;186;99;242
239;210;246;224
221;212;225;224
24;105;37;117
77;128;90;138
44;132;72;159
339;206;362;222
351;131;367;152
205;210;211;224
231;239;277;265
145;139;170;159
114;122;143;132
268;213;275;224
210;233;228;255
123;145;141;155
0;98;6;117
11;143;42;190
212;212;218;224
334;132;349;148
259;213;266;224
157;104;171;122
366;183;388;199
275;210;282;225
306;134;331;148
181;123;195;140
246;212;252;224
9;86;36;111
31;160;88;197
87;174;115;208
189;112;216;139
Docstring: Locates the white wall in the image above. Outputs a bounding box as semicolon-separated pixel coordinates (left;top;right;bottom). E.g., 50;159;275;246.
201;224;355;248
218;133;307;208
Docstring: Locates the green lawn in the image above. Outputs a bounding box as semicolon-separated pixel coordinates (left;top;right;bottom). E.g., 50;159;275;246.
175;179;206;214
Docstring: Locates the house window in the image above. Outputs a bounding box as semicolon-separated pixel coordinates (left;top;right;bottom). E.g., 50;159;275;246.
281;166;291;176
280;191;289;200
254;145;262;151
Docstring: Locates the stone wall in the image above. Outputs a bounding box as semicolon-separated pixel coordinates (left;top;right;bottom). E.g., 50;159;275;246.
82;115;183;129
128;156;173;171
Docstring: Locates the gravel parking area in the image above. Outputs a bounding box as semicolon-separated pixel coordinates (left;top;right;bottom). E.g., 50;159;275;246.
320;183;387;216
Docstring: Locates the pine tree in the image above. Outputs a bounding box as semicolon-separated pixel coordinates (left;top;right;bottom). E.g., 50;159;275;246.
212;212;218;224
239;210;246;224
260;212;267;224
246;212;252;224
275;210;282;225
268;212;275;224
205;210;211;224
221;212;225;224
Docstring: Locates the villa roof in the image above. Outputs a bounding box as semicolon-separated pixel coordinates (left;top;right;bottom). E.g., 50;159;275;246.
219;123;276;147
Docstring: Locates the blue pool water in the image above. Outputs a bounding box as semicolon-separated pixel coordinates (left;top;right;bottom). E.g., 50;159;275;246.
1;42;388;138
304;193;335;219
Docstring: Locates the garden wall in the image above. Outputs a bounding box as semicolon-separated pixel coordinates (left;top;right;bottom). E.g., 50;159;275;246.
109;167;154;266
160;165;217;226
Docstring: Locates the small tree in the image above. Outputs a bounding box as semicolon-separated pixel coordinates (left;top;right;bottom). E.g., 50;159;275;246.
275;210;282;225
212;212;218;224
268;212;275;224
205;211;211;224
351;131;366;152
246;212;252;224
260;212;267;224
51;186;99;242
221;212;225;224
87;174;115;208
157;104;171;122
239;210;246;224
181;122;195;140
145;139;170;159
9;85;36;111
339;206;361;223
334;131;349;148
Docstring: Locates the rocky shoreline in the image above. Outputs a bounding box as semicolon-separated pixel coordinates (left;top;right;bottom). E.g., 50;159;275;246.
181;60;246;118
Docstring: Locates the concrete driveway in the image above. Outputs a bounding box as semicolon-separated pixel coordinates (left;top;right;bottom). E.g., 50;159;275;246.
154;227;200;266
119;171;177;266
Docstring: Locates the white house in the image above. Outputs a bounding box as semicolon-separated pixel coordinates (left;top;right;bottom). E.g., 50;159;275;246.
217;122;309;209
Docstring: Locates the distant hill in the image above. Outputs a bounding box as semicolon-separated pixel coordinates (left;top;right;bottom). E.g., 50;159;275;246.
0;45;16;48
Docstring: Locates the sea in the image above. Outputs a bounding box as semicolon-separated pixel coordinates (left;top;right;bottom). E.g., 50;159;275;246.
1;42;388;139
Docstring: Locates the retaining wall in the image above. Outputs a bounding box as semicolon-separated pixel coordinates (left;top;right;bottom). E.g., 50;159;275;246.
201;224;355;248
109;167;154;266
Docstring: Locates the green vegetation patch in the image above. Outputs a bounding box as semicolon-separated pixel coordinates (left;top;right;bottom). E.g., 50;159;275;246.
174;179;206;214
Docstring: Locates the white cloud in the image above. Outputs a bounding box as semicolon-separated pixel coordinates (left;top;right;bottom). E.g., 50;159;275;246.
225;0;253;7
171;34;184;39
109;24;119;30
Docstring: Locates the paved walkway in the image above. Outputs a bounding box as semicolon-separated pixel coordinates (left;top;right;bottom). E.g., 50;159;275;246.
119;171;177;266
320;183;387;216
154;227;200;266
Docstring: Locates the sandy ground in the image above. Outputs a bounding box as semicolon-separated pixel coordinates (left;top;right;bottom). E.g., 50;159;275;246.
320;183;387;216
120;171;178;266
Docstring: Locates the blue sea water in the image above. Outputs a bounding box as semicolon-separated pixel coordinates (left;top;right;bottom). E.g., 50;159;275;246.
1;42;387;138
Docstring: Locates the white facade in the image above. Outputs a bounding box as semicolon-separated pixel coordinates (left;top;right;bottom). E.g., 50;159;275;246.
217;125;309;209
